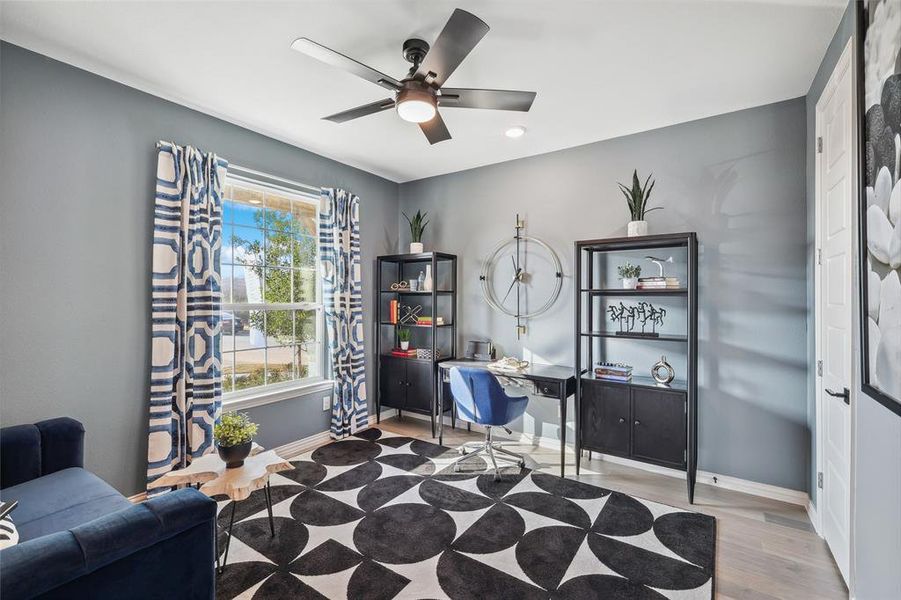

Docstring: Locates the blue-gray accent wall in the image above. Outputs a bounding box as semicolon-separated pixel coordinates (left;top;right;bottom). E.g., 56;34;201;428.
0;43;399;495
400;98;810;492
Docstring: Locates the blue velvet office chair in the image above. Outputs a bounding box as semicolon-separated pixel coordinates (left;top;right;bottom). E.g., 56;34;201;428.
448;367;530;480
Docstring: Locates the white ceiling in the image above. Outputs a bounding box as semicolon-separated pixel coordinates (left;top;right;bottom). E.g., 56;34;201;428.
0;0;845;183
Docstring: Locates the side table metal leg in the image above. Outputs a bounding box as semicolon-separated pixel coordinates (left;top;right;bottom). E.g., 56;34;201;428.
265;480;275;537
219;501;237;574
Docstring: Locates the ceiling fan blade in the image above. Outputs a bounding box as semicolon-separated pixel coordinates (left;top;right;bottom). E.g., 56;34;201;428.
419;112;452;145
439;88;536;111
414;9;489;88
291;38;402;92
323;99;396;123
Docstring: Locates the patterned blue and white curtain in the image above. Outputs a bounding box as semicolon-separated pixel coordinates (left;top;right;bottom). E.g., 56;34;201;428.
147;141;228;491
320;188;368;438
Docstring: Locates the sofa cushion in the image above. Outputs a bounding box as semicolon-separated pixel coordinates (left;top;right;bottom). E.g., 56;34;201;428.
0;468;130;542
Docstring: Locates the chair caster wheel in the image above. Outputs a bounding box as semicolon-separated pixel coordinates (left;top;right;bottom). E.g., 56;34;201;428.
493;474;501;482
458;448;466;455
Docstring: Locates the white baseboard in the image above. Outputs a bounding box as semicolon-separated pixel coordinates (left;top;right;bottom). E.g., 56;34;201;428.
806;499;823;536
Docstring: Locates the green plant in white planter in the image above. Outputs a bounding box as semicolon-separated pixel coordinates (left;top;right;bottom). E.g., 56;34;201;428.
617;263;642;289
403;210;429;254
397;327;412;351
214;412;258;468
617;170;660;237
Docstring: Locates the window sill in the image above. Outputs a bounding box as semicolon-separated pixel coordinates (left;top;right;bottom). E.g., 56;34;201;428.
223;378;334;411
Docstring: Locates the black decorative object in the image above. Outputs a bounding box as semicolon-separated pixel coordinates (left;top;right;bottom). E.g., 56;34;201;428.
856;0;901;416
214;429;716;599
575;232;699;502
607;301;666;337
376;252;458;437
217;441;252;469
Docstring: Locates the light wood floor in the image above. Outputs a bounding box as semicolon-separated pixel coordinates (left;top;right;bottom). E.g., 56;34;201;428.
368;416;848;600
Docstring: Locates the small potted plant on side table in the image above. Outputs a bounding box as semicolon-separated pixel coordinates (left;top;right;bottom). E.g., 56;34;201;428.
397;327;412;351
214;411;258;469
618;263;641;289
403;210;429;253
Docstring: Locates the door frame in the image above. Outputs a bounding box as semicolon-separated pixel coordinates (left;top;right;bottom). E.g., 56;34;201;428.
813;36;856;587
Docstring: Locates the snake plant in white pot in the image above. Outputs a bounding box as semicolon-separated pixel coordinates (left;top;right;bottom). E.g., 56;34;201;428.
618;170;661;237
404;210;429;253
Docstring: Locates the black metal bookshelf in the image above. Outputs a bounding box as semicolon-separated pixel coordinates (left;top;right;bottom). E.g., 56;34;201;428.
574;232;699;502
374;252;457;437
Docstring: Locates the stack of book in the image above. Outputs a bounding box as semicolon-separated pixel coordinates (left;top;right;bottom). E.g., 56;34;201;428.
636;276;680;290
390;348;418;358
388;300;399;323
415;315;445;326
594;362;633;382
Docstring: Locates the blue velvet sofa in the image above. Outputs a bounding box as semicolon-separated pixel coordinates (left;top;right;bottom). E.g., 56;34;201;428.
0;417;217;599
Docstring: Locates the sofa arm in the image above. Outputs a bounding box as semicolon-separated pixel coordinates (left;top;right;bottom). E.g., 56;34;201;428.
0;488;216;600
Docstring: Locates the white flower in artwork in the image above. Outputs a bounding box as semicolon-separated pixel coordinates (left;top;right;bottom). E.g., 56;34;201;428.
875;326;900;399
891;222;901;269
867;204;894;263
872;167;893;213
869;270;882;320
864;0;901;108
868;318;881;386
890;178;900;226
878;270;901;333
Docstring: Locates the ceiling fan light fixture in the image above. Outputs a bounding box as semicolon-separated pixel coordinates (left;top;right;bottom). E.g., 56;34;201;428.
396;86;437;123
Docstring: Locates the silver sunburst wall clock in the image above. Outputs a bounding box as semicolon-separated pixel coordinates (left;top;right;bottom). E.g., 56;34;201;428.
479;214;563;338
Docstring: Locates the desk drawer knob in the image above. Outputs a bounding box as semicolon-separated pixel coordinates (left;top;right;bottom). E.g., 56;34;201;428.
618;417;625;424
634;420;641;426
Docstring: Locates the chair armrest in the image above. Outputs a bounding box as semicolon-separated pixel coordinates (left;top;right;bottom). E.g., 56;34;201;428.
35;417;84;475
0;488;216;599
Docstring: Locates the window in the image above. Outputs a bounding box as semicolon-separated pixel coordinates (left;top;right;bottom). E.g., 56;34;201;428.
221;175;323;399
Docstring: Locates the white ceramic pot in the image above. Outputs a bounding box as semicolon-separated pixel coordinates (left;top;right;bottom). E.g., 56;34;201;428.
622;277;638;289
409;242;424;254
400;341;410;350
627;221;648;237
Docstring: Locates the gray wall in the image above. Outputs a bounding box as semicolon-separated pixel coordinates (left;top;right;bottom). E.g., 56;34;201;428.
0;43;399;495
400;98;809;491
806;3;901;597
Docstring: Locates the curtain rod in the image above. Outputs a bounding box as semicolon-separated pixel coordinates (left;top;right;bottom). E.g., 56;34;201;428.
228;163;321;195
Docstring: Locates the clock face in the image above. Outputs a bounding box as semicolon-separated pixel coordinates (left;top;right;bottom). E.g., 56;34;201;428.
482;236;562;319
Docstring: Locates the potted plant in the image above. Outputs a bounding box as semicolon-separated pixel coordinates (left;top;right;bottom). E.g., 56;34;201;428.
618;263;641;289
403;210;429;253
617;170;660;237
214;411;258;469
397;327;412;351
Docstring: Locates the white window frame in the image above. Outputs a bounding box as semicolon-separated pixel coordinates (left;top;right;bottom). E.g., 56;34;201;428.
221;168;332;410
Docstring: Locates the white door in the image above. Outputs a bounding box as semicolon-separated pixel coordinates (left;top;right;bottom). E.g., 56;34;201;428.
815;39;853;584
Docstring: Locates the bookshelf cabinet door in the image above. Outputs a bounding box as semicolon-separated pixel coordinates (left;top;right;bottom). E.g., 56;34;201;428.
379;357;407;410
581;380;630;456
405;361;434;413
631;389;686;468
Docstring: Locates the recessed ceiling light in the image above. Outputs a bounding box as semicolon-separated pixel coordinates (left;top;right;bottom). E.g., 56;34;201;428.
505;126;526;139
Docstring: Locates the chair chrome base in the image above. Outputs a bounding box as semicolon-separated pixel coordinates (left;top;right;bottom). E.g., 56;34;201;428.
450;426;525;481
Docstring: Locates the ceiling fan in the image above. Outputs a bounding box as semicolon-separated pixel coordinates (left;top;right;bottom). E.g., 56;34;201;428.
290;8;536;144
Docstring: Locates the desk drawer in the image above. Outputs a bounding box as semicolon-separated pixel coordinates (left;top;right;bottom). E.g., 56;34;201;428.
533;380;560;398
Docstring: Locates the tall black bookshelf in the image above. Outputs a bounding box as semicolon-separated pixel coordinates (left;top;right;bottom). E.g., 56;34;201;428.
574;232;699;502
374;252;457;437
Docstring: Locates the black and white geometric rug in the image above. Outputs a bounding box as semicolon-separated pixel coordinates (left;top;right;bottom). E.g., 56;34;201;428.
214;428;715;599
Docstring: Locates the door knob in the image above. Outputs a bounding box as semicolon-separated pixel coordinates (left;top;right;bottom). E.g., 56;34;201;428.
618;417;625;424
825;387;850;405
634;420;641;426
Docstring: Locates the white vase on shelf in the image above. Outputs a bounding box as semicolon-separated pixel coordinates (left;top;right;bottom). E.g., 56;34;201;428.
400;340;410;351
423;265;433;291
622;277;638;289
409;242;424;253
627;220;648;237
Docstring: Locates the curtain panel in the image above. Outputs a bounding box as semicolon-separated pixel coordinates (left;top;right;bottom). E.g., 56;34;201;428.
147;141;228;491
320;188;368;437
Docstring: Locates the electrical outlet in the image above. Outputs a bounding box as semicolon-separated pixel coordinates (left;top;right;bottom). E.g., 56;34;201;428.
322;396;331;411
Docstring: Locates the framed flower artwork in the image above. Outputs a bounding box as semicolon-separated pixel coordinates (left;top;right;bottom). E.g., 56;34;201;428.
857;0;901;414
